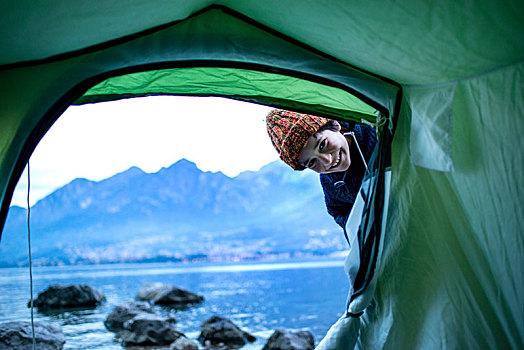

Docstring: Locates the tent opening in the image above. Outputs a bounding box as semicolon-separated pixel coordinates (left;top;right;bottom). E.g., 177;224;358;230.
0;95;361;348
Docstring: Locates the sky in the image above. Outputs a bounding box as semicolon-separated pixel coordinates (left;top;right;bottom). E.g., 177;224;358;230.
11;96;278;207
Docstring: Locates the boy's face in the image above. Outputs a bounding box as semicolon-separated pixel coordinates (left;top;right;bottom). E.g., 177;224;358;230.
298;128;351;174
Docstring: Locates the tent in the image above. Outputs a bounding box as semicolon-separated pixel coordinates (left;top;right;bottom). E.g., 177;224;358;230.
1;1;523;348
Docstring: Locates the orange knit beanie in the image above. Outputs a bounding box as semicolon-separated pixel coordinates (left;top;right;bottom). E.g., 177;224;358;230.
266;109;329;170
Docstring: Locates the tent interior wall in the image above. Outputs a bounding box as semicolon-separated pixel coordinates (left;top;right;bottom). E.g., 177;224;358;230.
0;1;522;349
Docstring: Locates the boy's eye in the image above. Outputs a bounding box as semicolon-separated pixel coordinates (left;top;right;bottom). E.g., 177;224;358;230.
319;139;326;151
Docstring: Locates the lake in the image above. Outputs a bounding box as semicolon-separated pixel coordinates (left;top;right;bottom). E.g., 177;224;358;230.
0;259;349;349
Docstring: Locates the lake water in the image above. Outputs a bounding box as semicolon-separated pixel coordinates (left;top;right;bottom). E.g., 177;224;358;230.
0;259;349;349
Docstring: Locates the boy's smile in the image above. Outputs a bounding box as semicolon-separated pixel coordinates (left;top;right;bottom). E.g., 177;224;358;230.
299;128;351;174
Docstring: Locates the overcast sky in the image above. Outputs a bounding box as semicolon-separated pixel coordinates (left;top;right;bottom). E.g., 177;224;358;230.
12;96;278;207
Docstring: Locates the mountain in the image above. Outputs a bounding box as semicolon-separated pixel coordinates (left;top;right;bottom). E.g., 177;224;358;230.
0;160;345;266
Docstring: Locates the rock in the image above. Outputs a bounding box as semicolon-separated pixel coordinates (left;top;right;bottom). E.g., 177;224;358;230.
137;283;204;308
171;336;199;350
136;282;172;300
120;313;183;347
198;316;256;348
154;287;204;307
0;321;65;350
262;329;315;350
28;284;105;311
104;300;157;332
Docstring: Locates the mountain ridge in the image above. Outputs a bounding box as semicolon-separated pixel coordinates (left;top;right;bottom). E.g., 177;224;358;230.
0;159;345;267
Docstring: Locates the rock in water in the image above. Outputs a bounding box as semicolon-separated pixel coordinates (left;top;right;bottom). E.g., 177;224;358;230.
136;283;203;308
198;316;256;348
104;301;157;332
0;321;65;350
28;284;105;310
120;313;183;347
136;282;172;300
262;329;315;350
154;287;204;307
171;336;199;350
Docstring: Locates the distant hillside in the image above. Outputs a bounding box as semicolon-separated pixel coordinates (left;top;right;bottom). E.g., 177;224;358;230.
0;160;346;266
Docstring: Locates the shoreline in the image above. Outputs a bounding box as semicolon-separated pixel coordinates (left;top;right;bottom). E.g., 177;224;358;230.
0;255;347;283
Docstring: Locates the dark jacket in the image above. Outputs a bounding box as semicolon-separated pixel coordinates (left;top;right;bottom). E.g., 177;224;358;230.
319;124;377;229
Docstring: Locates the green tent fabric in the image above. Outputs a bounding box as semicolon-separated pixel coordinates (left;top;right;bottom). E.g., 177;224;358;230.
1;1;523;349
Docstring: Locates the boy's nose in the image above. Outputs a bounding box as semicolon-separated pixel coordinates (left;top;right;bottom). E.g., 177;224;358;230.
318;153;332;167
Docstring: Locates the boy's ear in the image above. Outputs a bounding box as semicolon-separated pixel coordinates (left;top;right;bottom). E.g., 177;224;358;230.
330;120;342;131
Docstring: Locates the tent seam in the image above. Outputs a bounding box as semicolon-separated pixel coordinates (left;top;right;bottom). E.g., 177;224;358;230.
403;57;524;89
